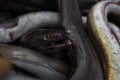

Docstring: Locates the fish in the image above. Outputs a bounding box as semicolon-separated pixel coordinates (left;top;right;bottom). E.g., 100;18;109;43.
77;0;119;16
12;58;68;80
60;0;103;80
109;23;120;44
0;11;59;43
20;29;71;54
5;70;40;80
0;44;69;75
87;1;120;80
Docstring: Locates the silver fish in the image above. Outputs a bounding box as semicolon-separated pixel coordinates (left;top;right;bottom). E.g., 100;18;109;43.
60;0;103;80
0;12;59;43
12;59;67;80
87;1;120;80
0;44;69;75
5;71;40;80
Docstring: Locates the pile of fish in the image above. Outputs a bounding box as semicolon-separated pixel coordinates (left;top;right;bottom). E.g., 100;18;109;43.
0;0;120;80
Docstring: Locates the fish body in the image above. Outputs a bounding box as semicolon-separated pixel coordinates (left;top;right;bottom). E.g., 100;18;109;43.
5;71;40;80
60;0;103;80
87;1;120;80
0;12;59;43
0;44;69;75
13;59;67;80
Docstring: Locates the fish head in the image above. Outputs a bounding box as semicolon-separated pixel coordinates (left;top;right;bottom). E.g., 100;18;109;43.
21;29;72;53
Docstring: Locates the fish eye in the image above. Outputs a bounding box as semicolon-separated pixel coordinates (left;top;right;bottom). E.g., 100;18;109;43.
44;35;50;40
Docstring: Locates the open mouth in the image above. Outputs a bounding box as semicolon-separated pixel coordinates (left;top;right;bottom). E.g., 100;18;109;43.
39;37;71;53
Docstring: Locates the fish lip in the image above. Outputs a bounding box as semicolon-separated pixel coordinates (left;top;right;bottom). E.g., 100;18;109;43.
38;37;71;53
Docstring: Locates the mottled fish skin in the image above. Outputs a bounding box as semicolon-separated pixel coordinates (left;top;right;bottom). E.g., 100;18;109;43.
60;0;103;80
0;44;69;75
20;29;71;54
12;59;68;80
0;11;59;43
109;23;120;45
87;1;120;80
5;71;40;80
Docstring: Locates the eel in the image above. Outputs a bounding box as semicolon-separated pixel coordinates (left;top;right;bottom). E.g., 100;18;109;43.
87;1;120;80
12;58;67;80
20;29;71;54
0;44;69;75
0;12;59;43
5;70;40;80
59;0;103;80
